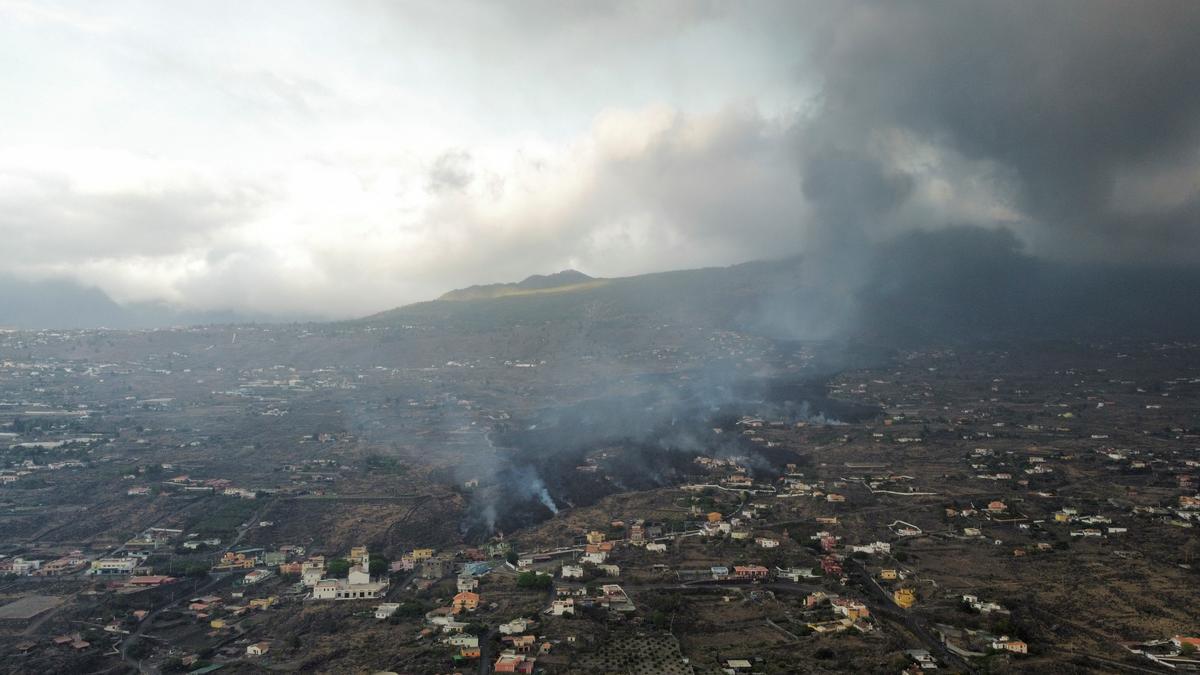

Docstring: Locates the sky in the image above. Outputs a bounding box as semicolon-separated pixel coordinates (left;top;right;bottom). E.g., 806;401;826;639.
2;0;1199;320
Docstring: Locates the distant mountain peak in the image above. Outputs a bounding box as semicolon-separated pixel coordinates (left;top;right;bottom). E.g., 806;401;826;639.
515;269;592;289
437;269;597;301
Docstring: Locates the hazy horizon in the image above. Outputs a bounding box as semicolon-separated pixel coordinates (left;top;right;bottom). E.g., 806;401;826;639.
3;1;1200;327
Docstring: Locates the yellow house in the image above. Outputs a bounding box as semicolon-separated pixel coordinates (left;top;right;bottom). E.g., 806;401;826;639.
1054;511;1071;522
832;599;870;620
249;597;276;609
586;531;606;545
879;569;898;581
893;588;916;609
209;619;226;629
411;548;434;561
213;552;255;571
349;546;369;565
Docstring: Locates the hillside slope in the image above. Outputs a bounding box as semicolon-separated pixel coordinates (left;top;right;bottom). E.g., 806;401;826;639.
366;258;806;335
363;228;1200;346
438;270;601;301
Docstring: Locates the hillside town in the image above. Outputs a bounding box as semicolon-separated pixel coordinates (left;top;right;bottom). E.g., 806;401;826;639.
1;327;1199;673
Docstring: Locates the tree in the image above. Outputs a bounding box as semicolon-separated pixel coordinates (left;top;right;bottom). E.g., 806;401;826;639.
516;571;552;590
125;639;152;660
650;611;669;629
505;550;519;566
327;558;351;577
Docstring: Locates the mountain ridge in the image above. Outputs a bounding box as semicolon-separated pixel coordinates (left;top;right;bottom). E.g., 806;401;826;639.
363;228;1200;345
437;269;600;301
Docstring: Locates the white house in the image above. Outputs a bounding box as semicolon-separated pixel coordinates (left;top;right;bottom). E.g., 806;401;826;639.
499;617;532;635
312;575;388;600
962;595;1008;614
445;634;479;648
428;613;465;632
348;565;370;585
776;567;817;582
89;558;137;575
243;569;272;585
546;599;575;616
11;558;42;575
375;603;400;619
560;564;584;579
850;541;891;555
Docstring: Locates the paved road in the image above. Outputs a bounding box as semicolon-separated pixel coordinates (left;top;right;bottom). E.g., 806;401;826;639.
120;572;232;674
1058;650;1171;674
14;495;218;643
846;558;971;672
384;571;418;601
477;627;498;675
119;498;273;673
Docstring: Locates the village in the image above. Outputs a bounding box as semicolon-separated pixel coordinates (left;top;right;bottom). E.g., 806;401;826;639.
0;325;1199;673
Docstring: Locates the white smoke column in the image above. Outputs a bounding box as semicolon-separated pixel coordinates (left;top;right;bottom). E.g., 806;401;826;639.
514;465;559;514
537;486;559;514
529;474;559;513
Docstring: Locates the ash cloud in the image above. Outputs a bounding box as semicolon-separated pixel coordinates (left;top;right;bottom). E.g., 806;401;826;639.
794;0;1200;264
756;1;1200;343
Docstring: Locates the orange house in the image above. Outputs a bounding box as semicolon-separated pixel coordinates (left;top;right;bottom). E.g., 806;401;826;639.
452;591;479;613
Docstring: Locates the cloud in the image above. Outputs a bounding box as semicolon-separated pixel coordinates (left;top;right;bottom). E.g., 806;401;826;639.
427;150;475;193
795;0;1200;263
0;149;268;273
1;1;1198;324
409;104;810;289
